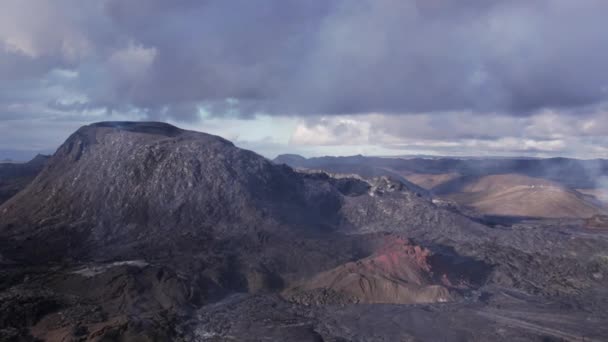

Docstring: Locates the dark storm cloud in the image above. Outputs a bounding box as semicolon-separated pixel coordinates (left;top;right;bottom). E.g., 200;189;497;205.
1;0;608;120
97;0;331;118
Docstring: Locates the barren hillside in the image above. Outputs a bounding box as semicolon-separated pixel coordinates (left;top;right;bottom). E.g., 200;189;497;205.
437;174;607;218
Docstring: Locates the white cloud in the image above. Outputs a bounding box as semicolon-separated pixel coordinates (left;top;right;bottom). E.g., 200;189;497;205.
0;0;92;60
1;1;608;160
108;42;157;80
285;111;608;158
290;117;370;146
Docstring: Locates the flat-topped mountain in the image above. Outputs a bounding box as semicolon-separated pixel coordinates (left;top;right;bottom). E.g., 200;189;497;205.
0;122;337;261
1;122;484;263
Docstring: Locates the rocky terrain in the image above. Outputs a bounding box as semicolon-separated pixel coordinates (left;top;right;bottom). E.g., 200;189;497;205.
1;122;607;341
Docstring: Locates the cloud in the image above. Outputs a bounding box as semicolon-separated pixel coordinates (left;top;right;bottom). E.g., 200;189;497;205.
108;43;157;81
288;110;608;158
1;0;608;119
290;118;370;146
1;0;608;158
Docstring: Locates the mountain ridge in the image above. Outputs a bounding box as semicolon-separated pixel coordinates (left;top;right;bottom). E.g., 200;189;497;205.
0;122;481;263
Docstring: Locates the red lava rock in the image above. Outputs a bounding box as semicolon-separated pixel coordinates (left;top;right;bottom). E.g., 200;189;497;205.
285;234;453;304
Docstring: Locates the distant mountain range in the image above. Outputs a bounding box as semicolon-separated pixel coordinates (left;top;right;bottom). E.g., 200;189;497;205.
0;154;49;205
274;154;608;189
274;154;608;220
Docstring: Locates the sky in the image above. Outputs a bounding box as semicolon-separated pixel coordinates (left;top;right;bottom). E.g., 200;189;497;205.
1;0;608;160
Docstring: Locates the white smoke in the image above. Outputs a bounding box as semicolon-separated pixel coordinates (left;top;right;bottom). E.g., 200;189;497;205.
595;176;608;203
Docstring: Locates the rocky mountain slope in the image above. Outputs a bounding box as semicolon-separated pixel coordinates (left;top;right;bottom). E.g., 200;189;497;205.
1;122;607;341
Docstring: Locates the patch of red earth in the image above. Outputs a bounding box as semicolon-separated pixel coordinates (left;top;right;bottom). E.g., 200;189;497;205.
286;234;460;304
372;234;487;290
373;235;432;273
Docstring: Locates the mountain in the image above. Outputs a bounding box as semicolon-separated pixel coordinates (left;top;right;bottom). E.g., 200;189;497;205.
434;174;607;219
274;154;608;189
0;154;49;205
275;154;608;219
1;123;608;341
0;122;479;262
0;122;488;339
1;122;342;260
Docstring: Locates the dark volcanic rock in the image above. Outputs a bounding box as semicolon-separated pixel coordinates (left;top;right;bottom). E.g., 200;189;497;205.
0;122;475;263
0;122;347;261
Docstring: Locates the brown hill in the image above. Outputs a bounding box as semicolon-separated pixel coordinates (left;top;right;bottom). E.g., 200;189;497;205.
437;174;607;219
284;235;468;305
577;188;608;204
